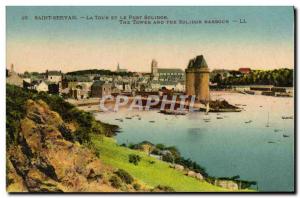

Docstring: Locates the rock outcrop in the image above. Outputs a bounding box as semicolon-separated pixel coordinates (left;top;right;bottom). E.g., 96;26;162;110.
214;180;239;190
7;100;118;192
186;170;204;180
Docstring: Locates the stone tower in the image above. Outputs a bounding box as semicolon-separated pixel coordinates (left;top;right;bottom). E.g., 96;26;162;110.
185;55;210;103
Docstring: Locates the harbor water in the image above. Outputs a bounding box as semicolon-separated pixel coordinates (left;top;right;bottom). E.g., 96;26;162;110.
95;92;294;191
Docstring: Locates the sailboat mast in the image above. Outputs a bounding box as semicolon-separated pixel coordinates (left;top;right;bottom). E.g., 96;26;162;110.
266;112;270;127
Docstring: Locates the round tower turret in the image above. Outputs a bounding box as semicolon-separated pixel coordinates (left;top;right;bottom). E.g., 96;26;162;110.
185;55;210;103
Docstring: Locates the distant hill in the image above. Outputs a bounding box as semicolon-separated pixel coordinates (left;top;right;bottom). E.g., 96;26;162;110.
66;69;134;77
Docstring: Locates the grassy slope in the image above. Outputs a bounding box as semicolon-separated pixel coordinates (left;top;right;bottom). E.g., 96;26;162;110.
92;135;247;192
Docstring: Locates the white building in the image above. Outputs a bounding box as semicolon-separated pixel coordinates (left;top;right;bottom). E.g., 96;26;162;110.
35;81;49;92
46;70;62;83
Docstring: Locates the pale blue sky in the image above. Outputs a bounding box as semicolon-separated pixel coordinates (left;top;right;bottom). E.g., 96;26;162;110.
6;6;294;72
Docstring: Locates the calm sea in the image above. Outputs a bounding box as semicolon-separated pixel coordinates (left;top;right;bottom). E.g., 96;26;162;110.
95;92;294;192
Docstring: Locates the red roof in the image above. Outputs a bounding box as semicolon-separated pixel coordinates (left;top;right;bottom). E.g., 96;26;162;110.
238;68;251;73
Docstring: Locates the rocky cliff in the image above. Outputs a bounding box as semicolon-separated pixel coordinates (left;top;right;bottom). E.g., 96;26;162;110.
7;99;119;192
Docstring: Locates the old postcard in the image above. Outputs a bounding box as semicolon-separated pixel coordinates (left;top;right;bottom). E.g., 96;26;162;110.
6;6;294;193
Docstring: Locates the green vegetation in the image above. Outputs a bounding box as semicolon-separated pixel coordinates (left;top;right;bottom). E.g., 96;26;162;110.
211;68;293;87
114;169;134;184
133;183;141;190
6;84;118;148
6;84;254;192
128;154;141;166
109;175;122;188
152;185;175;192
128;141;256;189
91;135;244;192
131;142;208;177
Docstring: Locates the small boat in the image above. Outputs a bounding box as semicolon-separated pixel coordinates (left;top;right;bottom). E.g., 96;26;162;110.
138;118;141;120
282;116;293;120
125;117;132;119
283;134;290;138
149;120;155;123
268;141;275;144
245;120;252;124
274;129;281;132
216;117;223;119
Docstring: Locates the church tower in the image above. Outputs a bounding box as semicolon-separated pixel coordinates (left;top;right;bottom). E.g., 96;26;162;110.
116;63;120;72
151;59;159;80
185;55;210;103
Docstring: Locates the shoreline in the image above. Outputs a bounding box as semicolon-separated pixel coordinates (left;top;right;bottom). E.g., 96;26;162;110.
77;93;265;191
89;91;294;192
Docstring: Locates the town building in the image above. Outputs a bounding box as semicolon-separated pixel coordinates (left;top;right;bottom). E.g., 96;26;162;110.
69;87;89;99
61;75;93;99
151;59;185;82
6;64;23;87
35;81;49;92
62;75;92;89
185;55;210;102
150;80;185;92
91;81;112;98
116;63;128;73
46;70;62;83
149;59;185;92
23;79;51;93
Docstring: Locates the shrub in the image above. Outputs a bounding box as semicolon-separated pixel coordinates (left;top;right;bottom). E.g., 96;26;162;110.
165;146;180;158
109;175;122;188
128;143;135;149
162;152;174;163
152;185;175;192
58;124;74;142
114;169;134;184
155;143;166;150
128;154;141;165
149;160;155;164
175;157;208;177
150;148;160;155
133;183;141;191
